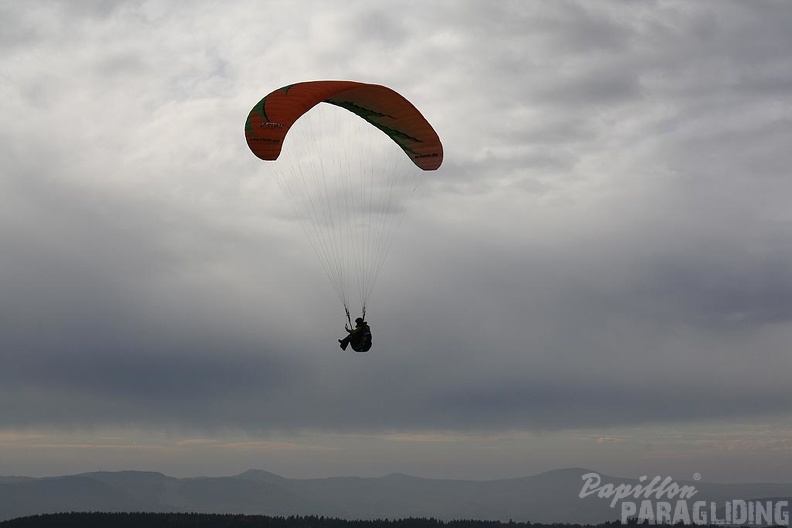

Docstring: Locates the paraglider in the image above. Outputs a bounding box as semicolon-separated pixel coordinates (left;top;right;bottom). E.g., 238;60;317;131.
244;81;443;351
338;317;372;352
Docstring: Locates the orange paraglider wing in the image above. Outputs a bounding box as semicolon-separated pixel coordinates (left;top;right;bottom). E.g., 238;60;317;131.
244;80;443;170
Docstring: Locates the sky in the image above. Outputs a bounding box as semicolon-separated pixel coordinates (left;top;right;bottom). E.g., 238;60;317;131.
2;0;792;484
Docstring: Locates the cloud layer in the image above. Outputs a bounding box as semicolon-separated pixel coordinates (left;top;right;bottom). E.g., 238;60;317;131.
2;0;792;478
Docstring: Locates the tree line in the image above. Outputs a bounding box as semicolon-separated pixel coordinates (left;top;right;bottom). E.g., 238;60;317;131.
0;513;638;528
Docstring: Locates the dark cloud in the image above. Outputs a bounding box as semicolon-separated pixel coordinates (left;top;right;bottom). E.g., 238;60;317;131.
2;0;792;479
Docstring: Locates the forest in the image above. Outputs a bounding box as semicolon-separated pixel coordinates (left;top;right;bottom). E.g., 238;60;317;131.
0;513;644;528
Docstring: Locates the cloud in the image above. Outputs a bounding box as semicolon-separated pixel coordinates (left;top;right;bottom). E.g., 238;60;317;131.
2;0;792;479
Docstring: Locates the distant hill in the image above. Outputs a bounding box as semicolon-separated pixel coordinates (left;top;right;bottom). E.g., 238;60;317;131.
0;468;790;524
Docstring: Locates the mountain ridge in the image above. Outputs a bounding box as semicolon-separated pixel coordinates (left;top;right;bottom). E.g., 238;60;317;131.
1;468;790;524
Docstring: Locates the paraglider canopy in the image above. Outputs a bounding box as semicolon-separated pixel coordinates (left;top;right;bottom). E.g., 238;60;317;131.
245;80;443;170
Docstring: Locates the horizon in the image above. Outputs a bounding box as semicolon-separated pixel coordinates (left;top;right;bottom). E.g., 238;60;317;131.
5;466;792;487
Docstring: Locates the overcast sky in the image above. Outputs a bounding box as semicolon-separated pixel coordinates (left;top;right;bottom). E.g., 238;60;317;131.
2;0;792;483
